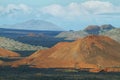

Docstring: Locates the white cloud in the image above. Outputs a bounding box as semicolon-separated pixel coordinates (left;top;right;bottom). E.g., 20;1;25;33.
40;1;120;19
0;4;31;17
41;4;65;17
0;6;4;11
81;1;119;15
19;4;31;13
40;3;84;19
0;1;120;20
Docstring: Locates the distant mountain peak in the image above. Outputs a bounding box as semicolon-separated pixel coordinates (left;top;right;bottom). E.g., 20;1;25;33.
1;19;63;31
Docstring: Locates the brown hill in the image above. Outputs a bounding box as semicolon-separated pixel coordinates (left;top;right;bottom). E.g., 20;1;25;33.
101;24;115;31
84;24;115;35
0;48;20;57
10;35;120;72
84;25;100;34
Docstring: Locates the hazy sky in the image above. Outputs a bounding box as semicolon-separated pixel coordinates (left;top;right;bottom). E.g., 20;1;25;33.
0;0;120;30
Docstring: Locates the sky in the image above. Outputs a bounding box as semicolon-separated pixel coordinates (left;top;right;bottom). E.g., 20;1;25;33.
0;0;120;30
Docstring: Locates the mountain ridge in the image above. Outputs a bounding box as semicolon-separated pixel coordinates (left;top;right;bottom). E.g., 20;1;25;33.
56;24;117;40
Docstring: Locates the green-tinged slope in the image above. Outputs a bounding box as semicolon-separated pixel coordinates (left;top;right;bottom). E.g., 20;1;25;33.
0;37;46;51
55;30;89;40
101;28;120;43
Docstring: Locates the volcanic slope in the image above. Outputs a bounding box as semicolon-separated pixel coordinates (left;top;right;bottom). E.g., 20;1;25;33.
0;37;46;51
0;48;20;57
101;28;120;43
56;30;89;40
11;35;120;69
